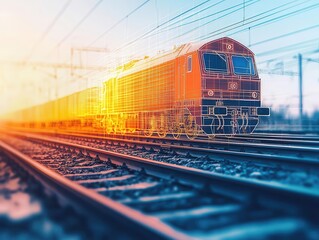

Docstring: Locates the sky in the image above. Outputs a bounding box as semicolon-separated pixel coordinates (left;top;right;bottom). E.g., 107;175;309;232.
0;0;318;117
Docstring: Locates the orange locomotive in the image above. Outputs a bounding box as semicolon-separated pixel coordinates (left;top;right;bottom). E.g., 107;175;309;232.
102;37;269;138
4;37;269;139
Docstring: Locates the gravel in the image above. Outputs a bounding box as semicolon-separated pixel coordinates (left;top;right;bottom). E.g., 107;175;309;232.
48;135;319;190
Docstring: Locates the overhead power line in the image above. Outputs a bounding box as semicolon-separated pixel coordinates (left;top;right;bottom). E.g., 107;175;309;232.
257;38;319;57
23;0;72;63
113;0;227;52
55;0;104;49
198;0;315;41
132;0;258;50
146;0;252;38
250;24;319;47
135;0;215;40
88;0;152;47
228;1;319;37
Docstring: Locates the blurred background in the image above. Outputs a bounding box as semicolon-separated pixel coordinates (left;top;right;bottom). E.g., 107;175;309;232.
0;0;318;132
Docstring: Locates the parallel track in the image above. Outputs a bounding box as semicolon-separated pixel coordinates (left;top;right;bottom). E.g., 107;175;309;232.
11;128;319;168
5;126;319;148
217;133;319;146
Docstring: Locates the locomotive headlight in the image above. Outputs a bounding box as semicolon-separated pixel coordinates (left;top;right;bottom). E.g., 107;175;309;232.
252;92;258;99
228;82;239;90
208;90;214;96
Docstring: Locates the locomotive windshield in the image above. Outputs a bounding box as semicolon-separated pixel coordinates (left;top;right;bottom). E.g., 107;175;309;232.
203;53;227;73
232;55;255;75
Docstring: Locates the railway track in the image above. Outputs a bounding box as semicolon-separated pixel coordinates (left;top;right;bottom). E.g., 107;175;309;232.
0;147;140;239
5;126;319;150
0;132;318;239
59;128;319;145
0;140;187;239
255;129;319;137
4;129;319;190
6;127;319;165
216;133;319;147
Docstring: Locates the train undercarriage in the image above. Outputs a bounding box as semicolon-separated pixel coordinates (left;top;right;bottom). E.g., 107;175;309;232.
97;105;268;139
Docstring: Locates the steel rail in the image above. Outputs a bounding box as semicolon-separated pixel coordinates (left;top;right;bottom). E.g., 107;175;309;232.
214;135;319;147
13;128;319;168
255;129;319;137
4;126;319;148
59;128;319;143
32;128;319;155
5;131;319;215
0;140;190;240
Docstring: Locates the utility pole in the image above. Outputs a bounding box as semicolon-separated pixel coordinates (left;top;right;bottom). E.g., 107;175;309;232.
298;53;303;129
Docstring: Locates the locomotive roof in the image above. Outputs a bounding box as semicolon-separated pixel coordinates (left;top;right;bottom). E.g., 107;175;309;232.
110;37;254;80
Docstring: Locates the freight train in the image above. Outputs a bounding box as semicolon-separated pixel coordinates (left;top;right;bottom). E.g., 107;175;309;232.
4;37;270;139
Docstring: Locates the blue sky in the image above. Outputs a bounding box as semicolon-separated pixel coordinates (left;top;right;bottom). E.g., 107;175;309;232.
0;0;318;116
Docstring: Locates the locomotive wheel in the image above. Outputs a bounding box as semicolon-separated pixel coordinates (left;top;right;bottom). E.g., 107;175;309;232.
120;128;126;135
171;122;182;139
144;129;153;137
119;120;126;135
184;115;199;140
157;114;168;138
209;116;216;139
144;115;155;137
208;134;215;139
129;128;136;133
157;129;167;138
105;118;113;134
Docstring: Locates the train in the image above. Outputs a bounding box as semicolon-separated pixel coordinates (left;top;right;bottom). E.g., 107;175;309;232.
4;37;270;139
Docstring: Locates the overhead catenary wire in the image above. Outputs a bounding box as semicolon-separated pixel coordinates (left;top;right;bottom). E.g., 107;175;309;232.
197;0;315;41
143;0;254;39
120;0;306;49
130;0;216;42
23;0;72;63
17;1;319;74
244;24;319;47
257;38;319;57
122;0;262;54
58;0;301;70
112;0;225;52
88;0;152;47
123;1;315;63
73;0;300;77
51;1;319;91
145;0;319;55
257;45;319;66
67;0;223;71
51;0;105;52
228;2;319;37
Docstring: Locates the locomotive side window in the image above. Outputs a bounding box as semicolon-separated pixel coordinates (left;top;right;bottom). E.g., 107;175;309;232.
203;53;227;73
232;55;255;75
187;55;192;72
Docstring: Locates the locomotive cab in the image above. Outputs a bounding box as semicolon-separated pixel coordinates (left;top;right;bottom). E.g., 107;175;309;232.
198;37;270;136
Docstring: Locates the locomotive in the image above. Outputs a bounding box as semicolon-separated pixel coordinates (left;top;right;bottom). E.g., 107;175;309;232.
4;37;269;139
